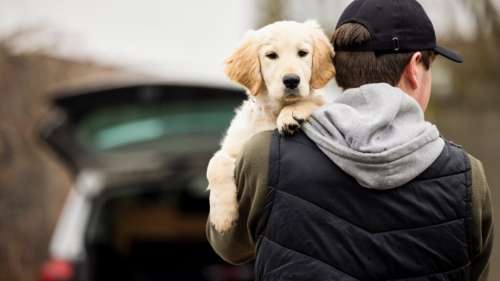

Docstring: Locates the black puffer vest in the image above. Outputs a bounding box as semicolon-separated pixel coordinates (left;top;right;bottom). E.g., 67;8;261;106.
255;131;473;281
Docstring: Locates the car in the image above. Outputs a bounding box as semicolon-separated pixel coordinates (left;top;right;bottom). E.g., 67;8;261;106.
39;84;253;281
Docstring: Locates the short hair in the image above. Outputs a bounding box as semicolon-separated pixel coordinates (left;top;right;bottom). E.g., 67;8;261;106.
332;23;434;89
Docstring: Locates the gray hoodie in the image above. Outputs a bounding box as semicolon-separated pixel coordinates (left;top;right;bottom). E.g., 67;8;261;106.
302;83;445;190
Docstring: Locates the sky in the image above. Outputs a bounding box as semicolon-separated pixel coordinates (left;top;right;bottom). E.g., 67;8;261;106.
0;0;493;86
0;0;255;85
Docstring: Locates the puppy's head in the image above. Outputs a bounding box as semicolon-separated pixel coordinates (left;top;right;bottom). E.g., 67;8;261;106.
225;20;335;103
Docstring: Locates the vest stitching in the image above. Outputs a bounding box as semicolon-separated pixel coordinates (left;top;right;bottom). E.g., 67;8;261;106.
385;262;471;281
263;134;472;280
264;190;473;281
255;187;276;243
460;146;474;261
268;131;281;187
412;168;471;183
262;188;278;237
285;134;469;181
261;235;472;281
277;132;281;185
273;187;467;235
260;236;362;281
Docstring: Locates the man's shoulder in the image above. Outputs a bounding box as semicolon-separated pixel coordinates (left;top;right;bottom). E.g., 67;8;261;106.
467;153;484;171
446;143;488;188
234;130;275;186
238;130;274;163
466;152;489;199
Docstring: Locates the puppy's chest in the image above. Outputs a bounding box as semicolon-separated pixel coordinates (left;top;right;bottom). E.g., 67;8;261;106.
250;104;279;132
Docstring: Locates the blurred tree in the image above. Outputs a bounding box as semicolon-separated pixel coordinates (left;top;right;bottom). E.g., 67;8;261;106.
462;0;500;65
466;0;500;43
256;0;285;27
0;29;133;281
428;0;500;108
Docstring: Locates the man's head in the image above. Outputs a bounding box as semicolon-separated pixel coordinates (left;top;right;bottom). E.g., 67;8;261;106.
332;0;463;111
332;23;435;110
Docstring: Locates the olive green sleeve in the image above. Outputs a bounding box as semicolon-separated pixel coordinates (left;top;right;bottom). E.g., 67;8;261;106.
206;131;273;265
468;154;494;281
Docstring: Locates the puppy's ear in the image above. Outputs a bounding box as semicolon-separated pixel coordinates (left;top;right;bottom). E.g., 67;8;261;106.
224;31;263;96
305;20;336;89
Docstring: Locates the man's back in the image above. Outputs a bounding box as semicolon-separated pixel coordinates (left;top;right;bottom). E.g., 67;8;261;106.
255;130;488;281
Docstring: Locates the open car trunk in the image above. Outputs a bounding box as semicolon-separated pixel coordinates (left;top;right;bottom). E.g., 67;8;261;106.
85;170;253;281
41;84;246;173
41;84;252;281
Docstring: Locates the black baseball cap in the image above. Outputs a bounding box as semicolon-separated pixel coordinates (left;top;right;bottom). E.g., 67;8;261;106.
335;0;463;63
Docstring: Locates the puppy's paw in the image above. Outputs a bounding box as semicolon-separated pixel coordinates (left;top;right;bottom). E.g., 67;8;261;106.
277;108;305;135
209;183;239;233
278;99;321;135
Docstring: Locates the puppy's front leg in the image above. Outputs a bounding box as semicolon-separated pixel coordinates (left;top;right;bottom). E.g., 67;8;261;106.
207;150;238;233
277;98;324;135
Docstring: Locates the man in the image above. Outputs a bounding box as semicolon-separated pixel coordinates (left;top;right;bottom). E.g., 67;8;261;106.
207;0;494;280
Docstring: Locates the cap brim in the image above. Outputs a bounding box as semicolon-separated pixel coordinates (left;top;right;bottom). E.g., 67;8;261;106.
435;46;463;63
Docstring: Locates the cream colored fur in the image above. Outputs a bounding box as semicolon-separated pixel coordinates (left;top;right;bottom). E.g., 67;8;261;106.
207;20;335;233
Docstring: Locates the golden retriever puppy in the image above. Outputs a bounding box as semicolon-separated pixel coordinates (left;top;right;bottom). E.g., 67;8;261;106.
207;20;335;233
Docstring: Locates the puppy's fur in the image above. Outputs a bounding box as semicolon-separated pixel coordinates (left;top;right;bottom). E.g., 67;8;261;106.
207;20;335;233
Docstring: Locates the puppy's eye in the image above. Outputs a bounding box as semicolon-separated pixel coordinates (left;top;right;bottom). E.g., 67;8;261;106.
266;52;278;60
298;50;309;57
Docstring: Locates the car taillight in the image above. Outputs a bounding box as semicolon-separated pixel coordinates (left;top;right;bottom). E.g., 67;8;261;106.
40;259;74;281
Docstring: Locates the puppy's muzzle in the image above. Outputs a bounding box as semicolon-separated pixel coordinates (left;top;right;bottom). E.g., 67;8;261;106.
283;74;300;90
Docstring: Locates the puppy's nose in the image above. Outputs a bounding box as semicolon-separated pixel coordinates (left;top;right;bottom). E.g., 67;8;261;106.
283;74;300;89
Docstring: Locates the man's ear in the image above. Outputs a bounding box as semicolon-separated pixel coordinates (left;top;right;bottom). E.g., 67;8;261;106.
224;31;263;96
305;20;336;89
402;52;422;90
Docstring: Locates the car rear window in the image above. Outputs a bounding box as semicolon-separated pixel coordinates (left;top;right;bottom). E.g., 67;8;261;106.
75;100;237;153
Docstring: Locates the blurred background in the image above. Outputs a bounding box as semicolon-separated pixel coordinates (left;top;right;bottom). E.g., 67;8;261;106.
0;0;499;280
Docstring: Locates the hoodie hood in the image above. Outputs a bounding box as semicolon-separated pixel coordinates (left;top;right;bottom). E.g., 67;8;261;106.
302;83;445;190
